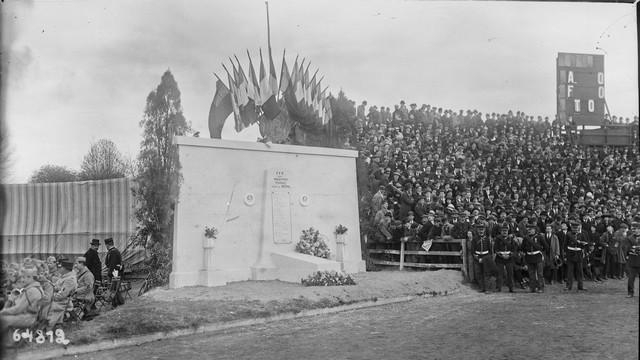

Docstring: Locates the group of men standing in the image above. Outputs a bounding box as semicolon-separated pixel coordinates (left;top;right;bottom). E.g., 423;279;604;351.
472;216;640;297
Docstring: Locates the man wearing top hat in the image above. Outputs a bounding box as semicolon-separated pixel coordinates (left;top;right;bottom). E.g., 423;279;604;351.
105;238;123;280
84;239;102;285
623;218;640;297
48;259;78;326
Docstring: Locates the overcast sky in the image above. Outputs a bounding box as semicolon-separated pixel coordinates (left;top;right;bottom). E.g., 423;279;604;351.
2;0;637;183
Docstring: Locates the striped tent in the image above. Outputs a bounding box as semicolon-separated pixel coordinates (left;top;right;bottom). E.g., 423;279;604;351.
1;178;144;266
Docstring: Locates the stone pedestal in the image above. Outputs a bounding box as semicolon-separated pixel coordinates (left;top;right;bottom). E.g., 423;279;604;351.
336;233;347;271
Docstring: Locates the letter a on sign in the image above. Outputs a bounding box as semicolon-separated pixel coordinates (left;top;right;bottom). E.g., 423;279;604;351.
567;71;575;84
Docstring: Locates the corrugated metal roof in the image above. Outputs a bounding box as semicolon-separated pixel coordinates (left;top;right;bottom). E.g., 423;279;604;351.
1;178;143;265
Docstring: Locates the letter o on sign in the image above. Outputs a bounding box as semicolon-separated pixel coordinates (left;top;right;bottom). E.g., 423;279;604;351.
597;72;604;85
299;194;310;207
598;86;605;99
588;99;595;112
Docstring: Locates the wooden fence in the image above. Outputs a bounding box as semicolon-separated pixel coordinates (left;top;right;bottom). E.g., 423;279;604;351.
367;237;470;280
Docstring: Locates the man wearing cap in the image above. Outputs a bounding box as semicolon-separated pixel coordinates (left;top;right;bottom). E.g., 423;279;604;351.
565;219;587;291
471;216;493;293
623;219;640;297
0;267;44;329
84;239;102;285
494;225;516;292
75;257;95;312
522;223;547;293
105;238;123;279
48;259;78;326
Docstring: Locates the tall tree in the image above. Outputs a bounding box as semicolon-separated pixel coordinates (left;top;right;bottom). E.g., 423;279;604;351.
29;164;78;183
132;70;191;288
79;139;126;180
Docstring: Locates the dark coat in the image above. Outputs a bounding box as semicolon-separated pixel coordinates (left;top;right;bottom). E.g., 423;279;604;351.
83;247;102;282
105;247;123;278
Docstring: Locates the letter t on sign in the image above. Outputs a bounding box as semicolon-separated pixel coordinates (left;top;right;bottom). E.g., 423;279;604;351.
574;99;581;112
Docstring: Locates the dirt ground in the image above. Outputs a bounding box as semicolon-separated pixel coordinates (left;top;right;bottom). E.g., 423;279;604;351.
59;277;639;360
145;269;464;303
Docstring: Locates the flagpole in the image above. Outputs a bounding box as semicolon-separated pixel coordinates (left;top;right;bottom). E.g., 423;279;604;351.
265;1;272;53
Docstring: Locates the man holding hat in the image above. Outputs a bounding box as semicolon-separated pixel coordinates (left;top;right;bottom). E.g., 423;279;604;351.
0;267;44;329
105;238;123;280
48;259;78;326
623;218;640;297
84;239;102;284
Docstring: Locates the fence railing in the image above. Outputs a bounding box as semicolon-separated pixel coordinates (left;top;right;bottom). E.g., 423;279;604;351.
367;237;468;279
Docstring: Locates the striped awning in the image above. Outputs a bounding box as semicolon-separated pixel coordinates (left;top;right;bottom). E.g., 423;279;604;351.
1;178;143;265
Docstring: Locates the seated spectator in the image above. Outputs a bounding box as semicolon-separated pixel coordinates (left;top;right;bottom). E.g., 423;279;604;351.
47;259;78;326
74;257;95;312
0;267;44;329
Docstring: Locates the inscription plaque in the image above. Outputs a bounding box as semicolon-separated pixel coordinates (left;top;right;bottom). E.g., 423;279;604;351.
270;168;292;244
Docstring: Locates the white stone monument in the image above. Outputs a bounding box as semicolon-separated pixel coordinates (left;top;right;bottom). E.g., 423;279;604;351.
169;137;365;288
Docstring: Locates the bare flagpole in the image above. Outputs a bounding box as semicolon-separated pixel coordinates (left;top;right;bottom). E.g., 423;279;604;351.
265;1;276;100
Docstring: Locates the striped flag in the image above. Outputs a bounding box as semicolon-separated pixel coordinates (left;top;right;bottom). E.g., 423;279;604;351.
279;52;291;95
268;48;278;99
208;78;233;138
259;49;270;101
246;51;261;105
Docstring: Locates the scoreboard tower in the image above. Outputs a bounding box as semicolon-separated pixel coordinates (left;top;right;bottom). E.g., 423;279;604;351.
556;52;605;126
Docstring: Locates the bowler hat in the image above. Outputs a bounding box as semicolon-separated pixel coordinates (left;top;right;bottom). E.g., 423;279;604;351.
104;238;114;245
91;238;100;246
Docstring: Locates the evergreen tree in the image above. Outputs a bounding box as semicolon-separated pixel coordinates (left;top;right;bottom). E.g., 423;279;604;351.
133;70;191;288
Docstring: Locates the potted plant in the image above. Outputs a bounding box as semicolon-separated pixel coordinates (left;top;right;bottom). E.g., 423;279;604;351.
203;225;218;249
335;224;348;244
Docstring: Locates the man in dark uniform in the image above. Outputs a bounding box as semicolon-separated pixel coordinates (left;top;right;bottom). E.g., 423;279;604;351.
565;219;587;291
522;223;547;293
494;224;516;292
84;238;102;286
471;216;493;293
624;218;640;298
104;238;123;280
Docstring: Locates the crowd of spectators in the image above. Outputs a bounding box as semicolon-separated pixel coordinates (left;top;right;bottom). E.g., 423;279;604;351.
355;100;639;288
0;255;100;333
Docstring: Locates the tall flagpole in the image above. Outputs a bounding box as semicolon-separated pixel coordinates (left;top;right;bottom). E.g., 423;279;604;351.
265;1;272;53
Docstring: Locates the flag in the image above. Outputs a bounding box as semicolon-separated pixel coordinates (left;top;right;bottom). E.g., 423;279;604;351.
268;48;278;98
246;51;261;105
294;59;305;102
259;49;271;101
234;57;258;127
279;52;291;94
224;65;243;133
208;78;233;138
261;93;281;120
